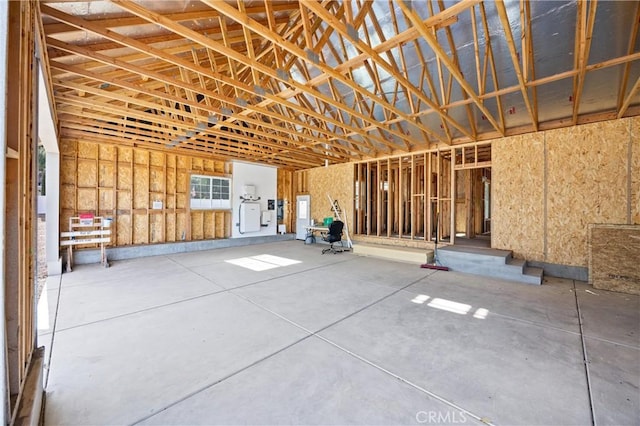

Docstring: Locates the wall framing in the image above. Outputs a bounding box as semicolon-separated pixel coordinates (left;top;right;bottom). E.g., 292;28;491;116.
60;140;232;248
302;117;638;273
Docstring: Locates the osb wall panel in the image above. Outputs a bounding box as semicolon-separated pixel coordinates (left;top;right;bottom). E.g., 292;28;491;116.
60;140;231;249
632;116;640;224
589;224;640;295
547;120;629;266
492;132;545;260
306;163;354;227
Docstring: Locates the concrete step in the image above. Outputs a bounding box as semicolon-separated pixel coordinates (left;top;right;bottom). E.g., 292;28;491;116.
436;246;543;285
353;243;433;265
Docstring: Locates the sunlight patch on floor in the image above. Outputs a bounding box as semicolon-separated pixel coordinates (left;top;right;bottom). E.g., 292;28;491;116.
225;255;302;271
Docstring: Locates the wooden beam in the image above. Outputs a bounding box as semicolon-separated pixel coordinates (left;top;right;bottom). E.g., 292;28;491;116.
571;0;598;125
617;1;640;115
110;0;408;153
617;77;640;119
306;1;470;144
41;5;381;158
199;0;444;147
399;1;504;137
495;0;537;131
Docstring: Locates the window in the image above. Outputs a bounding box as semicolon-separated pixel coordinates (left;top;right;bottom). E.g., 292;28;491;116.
190;175;231;209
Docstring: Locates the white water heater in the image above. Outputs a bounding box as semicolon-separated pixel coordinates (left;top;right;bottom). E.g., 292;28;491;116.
240;202;261;233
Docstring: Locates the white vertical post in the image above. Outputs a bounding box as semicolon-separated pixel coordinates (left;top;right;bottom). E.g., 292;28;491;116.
0;1;10;423
45;152;61;274
38;59;61;274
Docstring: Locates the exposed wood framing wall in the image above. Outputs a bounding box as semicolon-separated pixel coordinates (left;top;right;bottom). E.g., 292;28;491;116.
4;0;38;420
304;163;354;228
60;140;232;247
302;116;637;269
276;169;294;234
350;143;491;246
493;116;639;267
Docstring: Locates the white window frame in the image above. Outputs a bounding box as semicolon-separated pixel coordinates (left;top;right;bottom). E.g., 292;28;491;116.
190;174;232;210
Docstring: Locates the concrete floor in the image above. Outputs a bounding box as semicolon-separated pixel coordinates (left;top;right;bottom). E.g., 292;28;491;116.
39;241;639;425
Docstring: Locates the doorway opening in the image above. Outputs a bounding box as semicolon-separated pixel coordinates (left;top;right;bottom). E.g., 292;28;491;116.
454;167;491;248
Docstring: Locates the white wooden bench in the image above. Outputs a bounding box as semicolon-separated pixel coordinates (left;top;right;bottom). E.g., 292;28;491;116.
60;216;111;272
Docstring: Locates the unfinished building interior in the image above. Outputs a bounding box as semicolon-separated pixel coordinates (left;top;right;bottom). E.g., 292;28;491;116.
0;0;638;424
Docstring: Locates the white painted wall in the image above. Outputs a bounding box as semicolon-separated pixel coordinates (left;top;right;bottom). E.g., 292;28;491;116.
38;60;62;275
231;161;277;238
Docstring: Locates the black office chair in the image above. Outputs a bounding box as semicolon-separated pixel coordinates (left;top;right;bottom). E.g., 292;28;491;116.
321;220;344;254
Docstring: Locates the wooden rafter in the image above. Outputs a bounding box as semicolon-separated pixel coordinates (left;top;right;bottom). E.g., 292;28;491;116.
110;0;406;152
200;0;437;147
35;0;640;170
618;77;640;119
617;1;640;116
495;0;537;131
307;1;473;143
45;38;363;158
571;0;598;125
399;1;504;137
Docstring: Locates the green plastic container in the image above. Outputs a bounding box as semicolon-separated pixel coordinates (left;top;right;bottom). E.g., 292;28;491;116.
323;217;334;226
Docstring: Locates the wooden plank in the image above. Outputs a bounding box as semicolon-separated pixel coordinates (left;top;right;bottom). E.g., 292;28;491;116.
61;237;111;246
61;230;111;237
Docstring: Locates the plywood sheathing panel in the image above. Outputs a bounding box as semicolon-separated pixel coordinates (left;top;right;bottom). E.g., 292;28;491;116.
492;133;545;260
98;188;114;211
60;160;75;185
77;141;98;159
116;214;131;246
191;157;203;171
150;213;163;243
150;151;164;167
306;163;354;227
589;224;640;294
60;140;231;249
99;144;115;161
117;164;132;190
61;185;75;210
166;154;176;169
177;156;188;169
191;211;203;240
216;212;226;238
204;211;215;239
133;214;148;244
176;212;187;240
547;120;629;266
134;149;149;165
60;139;76;156
98;163;114;188
632;116;640;224
133;166;149;209
77;160;97;187
118;146;133;163
176;193;187;210
166;214;176;242
149;169;164;194
117;191;132;210
77;188;96;212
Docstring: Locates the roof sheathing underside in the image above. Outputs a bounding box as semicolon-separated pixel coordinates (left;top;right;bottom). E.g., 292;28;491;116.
40;0;640;170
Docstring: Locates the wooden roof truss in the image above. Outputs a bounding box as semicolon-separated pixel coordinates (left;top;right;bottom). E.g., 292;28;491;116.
38;0;640;169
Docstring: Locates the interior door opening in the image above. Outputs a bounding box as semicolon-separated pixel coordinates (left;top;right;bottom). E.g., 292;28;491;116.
454;167;491;248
